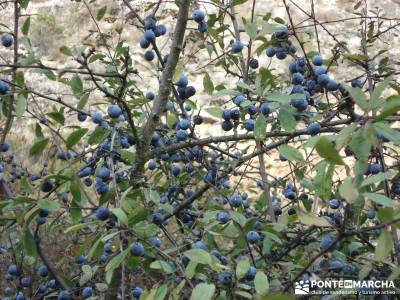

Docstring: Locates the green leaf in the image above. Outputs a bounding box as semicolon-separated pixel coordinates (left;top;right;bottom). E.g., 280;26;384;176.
47;111;65;125
216;89;240;97
279;108;296;132
105;249;128;273
203;73;214;94
77;93;90;110
336;124;357;150
279;145;305;163
254;114;266;141
262;22;287;34
18;0;29;9
343;84;370;112
22;16;31;35
23;230;37;256
254;271;269;295
373;122;400;144
361;171;395;187
363;193;395;207
236;258;250;280
66;128;88;149
315;137;344;165
190;283;215;300
64;221;97;234
60;46;73;56
15;94;27;117
184;249;212;265
245;22;258;39
96;6;107;21
37;199;60;211
339;177;359;203
205;107;223;119
371;77;391;109
150;260;175;274
88;126;109;145
298;213;332;227
29;138;49;162
69;74;83;98
266;93;291;103
375;230;393;261
377;96;400;120
314;162;334;200
111;208;128;226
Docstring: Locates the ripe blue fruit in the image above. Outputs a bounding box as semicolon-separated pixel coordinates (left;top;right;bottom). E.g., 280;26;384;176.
292;98;308;111
230;109;240;120
249;58;259;69
292;73;304;85
96;206;110;221
313;66;327;75
275;48;287;60
152;212;164;225
144;50;155;61
37;265;48;277
39;209;49;217
91;111;103;124
275;26;289;39
192;9;205;23
154;24;167;36
171;164;180;176
274;207;282;216
198;21;208;33
178;118;191;130
21;277;31;287
244;119;255;131
326;80;339;91
266;46;276;57
307;122;321;135
367;209;376;219
246;231;260;243
77;112;87;122
150;236;161;247
230;194;242;207
57;290;71;300
351;79;362;88
78;166;92;177
144;16;156;30
369;163;381;174
176;74;188;87
36;216;46;225
246;266;257;280
0;80;10;94
218;271;233;286
222;120;233;131
131;242;145;256
320;233;335;251
2;35;13;47
247;104;258;115
329;198;340;209
234;95;245;106
312;54;323;66
98;166;110;180
1;141;10;152
143;30;156;42
48;279;58;289
15;293;25;300
96;182;109;194
76;255;86;264
145;91;155;100
82;287;93;298
176;129;188;141
232;41;244;53
194;240;207;250
132;287;143;299
288;207;296;215
216;211;230;224
317;74;330;85
148;160;157;170
37;283;46;294
107;105;122;118
139;37;150;48
41;180;53;193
